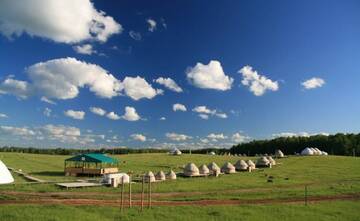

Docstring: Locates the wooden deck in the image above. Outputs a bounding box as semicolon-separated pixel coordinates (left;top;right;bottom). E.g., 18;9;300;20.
56;182;103;189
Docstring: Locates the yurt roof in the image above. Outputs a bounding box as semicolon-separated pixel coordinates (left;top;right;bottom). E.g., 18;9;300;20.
0;160;14;184
222;162;235;169
184;163;199;172
257;157;270;165
199;164;209;172
246;160;255;166
235;160;248;167
208;162;220;169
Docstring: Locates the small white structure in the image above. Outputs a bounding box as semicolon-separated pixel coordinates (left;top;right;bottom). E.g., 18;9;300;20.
199;164;210;175
267;156;276;166
207;162;221;175
235;160;248;171
275;149;285;158
0;160;14;184
321;151;328;156
183;163;200;176
256;157;270;167
301;147;314;156
167;170;177;180
101;173;129;186
246;160;256;170
208;151;216;155
221;162;236;174
155;171;166;181
171;148;182;155
144;171;156;182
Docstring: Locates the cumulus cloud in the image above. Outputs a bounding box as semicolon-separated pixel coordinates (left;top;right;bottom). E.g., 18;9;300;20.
301;77;325;89
0;126;35;136
147;18;157;32
0;113;8;118
186;60;233;91
173;103;187;112
207;133;227;140
0;0;122;44
40;96;56;105
239;65;279;96
64;110;85;120
272;132;329;138
122;76;162;101
73;44;96;55
192;105;227;120
43;108;51;117
90;107;106;116
121;106;140;121
106;111;120;120
160;117;166;121
166;132;192;141
232;132;249;143
129;30;142;41
154;77;183;93
131;133;146;142
0;77;31;99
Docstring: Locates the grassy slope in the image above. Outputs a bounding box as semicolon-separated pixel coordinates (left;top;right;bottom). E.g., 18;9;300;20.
1;201;360;221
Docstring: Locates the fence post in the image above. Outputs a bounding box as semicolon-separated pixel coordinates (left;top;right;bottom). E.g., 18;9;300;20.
141;175;144;211
128;176;132;208
121;176;124;212
148;177;152;208
304;185;308;206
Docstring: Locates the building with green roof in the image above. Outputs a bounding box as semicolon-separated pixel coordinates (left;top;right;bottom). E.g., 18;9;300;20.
64;153;119;176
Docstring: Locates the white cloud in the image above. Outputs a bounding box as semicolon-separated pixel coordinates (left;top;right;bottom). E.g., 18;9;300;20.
73;44;96;55
159;117;166;121
198;114;209;120
0;126;35;136
0;77;31;99
239;65;279;96
106;112;120;120
43;108;51;117
272;132;329;138
147;18;157;32
232;132;249;143
154;77;183;93
192;105;227;120
207;133;227;140
302;77;325;89
90;107;106;116
186;60;233;91
0;113;8;118
129;31;142;41
64;110;85;120
166;132;192;141
121;106;140;121
0;0;122;44
122;76;162;101
131;133;146;142
173;103;187;112
40;97;56;105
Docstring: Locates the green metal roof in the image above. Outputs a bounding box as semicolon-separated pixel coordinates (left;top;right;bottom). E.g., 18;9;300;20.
65;153;119;164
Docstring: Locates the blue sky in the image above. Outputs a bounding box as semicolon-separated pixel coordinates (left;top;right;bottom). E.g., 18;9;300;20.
0;0;359;149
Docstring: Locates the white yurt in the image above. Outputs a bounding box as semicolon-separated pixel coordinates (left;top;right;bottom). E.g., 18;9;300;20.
171;148;182;156
183;163;200;176
0;160;14;184
199;164;210;175
155;171;166;181
167;170;177;180
314;148;322;155
321;151;328;156
246;160;256;170
267;156;276;166
275;149;285;158
101;173;130;185
144;171;156;182
256;157;270;167
208;151;216;156
221;162;236;174
207;162;221;174
234;160;248;171
301;147;314;156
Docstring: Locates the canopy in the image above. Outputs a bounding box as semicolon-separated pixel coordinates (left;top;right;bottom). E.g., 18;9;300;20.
0;160;14;184
65;153;119;164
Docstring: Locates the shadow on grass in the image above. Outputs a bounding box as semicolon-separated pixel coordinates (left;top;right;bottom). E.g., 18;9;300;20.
31;171;65;176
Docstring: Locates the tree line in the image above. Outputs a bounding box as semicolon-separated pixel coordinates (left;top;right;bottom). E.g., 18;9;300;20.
230;133;360;156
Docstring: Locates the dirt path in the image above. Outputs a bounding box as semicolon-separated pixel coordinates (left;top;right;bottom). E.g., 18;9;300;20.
1;193;359;207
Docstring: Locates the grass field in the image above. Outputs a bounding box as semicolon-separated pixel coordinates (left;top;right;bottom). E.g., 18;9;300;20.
0;152;359;220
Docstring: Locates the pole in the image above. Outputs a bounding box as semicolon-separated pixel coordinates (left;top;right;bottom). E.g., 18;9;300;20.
304;185;308;206
121;177;124;212
148;177;152;208
353;148;356;157
141;175;144;211
128;176;132;208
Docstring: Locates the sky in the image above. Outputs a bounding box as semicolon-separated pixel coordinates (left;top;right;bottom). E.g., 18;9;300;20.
0;0;360;149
